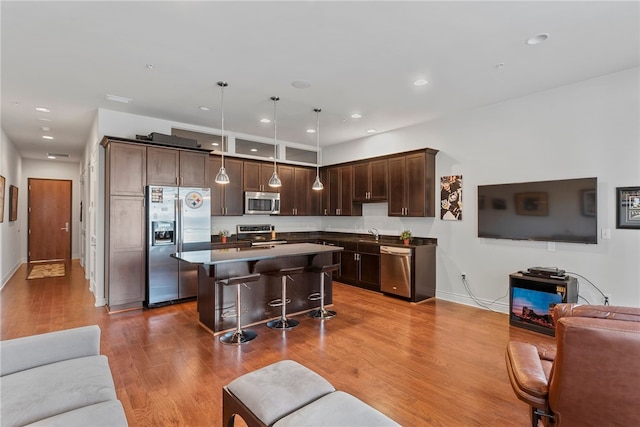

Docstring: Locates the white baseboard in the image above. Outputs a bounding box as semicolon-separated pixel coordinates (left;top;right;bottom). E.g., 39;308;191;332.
436;290;509;314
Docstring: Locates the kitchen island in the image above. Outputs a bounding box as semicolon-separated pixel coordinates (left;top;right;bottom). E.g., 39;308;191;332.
173;243;343;334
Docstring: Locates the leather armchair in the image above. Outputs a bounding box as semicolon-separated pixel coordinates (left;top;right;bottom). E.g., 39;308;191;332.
505;304;640;427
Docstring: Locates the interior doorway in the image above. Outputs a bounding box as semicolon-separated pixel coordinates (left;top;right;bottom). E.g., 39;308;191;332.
28;178;72;262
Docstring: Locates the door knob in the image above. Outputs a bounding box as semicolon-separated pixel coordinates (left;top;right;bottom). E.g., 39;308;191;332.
61;222;69;232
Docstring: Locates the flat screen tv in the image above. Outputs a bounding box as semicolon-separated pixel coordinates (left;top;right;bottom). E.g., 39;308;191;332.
477;177;597;244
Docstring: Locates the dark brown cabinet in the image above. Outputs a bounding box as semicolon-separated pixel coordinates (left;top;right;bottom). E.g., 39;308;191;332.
147;146;208;187
102;139;147;312
243;161;277;192
353;159;387;202
338;241;380;291
388;150;437;217
278;165;320;216
326;166;361;216
209;156;243;216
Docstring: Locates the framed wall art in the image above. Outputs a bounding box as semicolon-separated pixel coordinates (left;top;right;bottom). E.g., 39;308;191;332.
440;175;462;220
616;186;640;229
9;185;18;222
0;175;5;223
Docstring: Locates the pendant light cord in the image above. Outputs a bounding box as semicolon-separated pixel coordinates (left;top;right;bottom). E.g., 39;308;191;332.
271;96;279;173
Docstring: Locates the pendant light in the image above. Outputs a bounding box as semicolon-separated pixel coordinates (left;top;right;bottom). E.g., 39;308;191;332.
214;81;230;185
311;108;324;191
268;96;282;188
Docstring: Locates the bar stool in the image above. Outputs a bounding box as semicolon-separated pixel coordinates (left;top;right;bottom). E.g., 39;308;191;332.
218;273;261;345
307;263;339;320
266;266;305;330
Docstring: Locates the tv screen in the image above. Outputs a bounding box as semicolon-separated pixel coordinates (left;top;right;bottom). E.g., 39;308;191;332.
510;287;562;330
477;177;597;244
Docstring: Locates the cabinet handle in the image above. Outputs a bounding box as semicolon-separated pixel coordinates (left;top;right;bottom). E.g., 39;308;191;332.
324;208;327;215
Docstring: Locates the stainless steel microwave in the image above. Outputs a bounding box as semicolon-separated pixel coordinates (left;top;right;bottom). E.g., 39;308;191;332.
244;191;280;215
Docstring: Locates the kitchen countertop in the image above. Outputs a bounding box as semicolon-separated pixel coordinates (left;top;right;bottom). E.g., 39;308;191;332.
173;242;343;265
211;231;437;248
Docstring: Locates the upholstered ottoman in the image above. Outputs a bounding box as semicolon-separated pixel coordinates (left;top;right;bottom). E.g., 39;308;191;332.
273;390;401;427
222;360;335;427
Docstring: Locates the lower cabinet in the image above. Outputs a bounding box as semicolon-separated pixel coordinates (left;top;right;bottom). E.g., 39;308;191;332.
337;241;380;291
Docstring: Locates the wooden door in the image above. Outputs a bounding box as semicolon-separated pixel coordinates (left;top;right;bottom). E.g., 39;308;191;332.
28;178;72;262
243;161;262;191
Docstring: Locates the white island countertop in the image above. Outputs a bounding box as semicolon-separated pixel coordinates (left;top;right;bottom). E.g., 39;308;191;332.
172;243;343;266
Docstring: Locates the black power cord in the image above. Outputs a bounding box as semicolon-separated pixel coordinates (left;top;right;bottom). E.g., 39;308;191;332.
565;271;609;306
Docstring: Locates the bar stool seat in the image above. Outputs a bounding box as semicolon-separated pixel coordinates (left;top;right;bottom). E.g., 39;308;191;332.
218;273;261;345
307;263;339;320
266;266;305;330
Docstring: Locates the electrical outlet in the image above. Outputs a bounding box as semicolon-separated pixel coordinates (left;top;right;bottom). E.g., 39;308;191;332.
461;272;467;280
604;294;612;305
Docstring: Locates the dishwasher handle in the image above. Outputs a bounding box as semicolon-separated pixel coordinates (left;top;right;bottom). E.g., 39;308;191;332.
380;245;412;256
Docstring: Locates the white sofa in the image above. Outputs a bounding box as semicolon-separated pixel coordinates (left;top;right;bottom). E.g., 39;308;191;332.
0;325;127;427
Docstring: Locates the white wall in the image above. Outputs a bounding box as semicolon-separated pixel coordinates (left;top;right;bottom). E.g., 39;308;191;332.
323;67;640;309
0;130;23;287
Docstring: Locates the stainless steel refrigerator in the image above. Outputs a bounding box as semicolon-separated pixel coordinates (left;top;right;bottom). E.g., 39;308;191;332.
146;186;211;306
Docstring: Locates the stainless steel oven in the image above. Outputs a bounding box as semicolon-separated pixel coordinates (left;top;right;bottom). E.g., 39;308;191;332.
380;245;412;298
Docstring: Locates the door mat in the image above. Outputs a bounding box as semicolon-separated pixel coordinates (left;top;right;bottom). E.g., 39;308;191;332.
27;263;66;279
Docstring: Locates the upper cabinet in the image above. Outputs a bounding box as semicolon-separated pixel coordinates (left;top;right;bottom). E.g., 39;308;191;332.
147;146;208;187
108;142;147;196
243;160;277;192
388;150;437;217
326;165;362;216
353;159;388;202
278;165;320;216
209;156;244;216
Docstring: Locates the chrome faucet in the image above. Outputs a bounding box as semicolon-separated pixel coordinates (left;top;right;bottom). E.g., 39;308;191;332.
368;228;380;241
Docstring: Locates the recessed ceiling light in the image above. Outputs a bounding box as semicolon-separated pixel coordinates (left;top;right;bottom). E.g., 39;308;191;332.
146;64;154;69
413;79;428;86
495;63;505;70
106;94;132;104
526;33;549;45
42;135;54;140
37;118;52;122
351;113;362;119
260;118;271;123
35;107;50;113
199;106;211;111
211;142;219;146
306;129;316;133
47;155;56;159
291;80;311;89
41;127;50;131
366;129;377;134
47;152;69;159
250;148;258;152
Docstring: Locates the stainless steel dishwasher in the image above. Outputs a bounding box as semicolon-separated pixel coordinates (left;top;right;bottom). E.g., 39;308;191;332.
380;246;412;298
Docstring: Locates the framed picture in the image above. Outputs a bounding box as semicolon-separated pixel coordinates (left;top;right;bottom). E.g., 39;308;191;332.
0;175;5;223
515;192;548;216
440;175;462;220
581;189;596;217
616;186;640;229
9;185;18;222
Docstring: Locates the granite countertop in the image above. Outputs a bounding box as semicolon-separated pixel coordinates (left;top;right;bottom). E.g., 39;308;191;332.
211;231;437;248
173;242;343;265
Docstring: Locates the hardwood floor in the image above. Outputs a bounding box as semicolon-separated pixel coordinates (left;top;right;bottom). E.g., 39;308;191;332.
1;260;554;426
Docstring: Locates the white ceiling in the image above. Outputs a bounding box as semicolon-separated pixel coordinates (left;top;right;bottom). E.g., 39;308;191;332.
2;1;639;163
